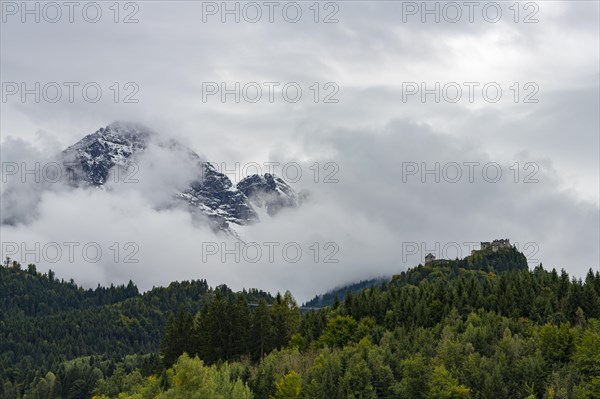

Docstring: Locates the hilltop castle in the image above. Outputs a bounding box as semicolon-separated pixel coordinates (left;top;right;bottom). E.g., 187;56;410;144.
424;239;513;265
479;239;512;252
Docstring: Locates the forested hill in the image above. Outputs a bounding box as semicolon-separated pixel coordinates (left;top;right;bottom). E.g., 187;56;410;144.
303;245;527;308
389;245;529;286
2;246;600;399
0;259;273;397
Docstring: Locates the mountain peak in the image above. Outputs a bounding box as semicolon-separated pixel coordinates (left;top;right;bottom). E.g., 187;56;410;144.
60;122;155;186
58;122;302;231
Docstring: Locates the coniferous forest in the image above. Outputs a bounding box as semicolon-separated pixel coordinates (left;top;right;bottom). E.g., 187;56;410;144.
1;247;599;399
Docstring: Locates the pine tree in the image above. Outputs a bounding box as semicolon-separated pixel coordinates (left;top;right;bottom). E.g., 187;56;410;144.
160;309;194;367
252;299;273;360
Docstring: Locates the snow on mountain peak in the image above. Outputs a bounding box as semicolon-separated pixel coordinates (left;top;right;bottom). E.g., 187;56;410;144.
58;123;303;231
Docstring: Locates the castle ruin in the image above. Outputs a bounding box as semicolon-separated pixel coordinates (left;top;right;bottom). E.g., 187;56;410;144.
425;253;436;264
480;239;512;252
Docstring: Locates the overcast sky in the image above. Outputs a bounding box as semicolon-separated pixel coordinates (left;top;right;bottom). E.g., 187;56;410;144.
1;1;599;301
